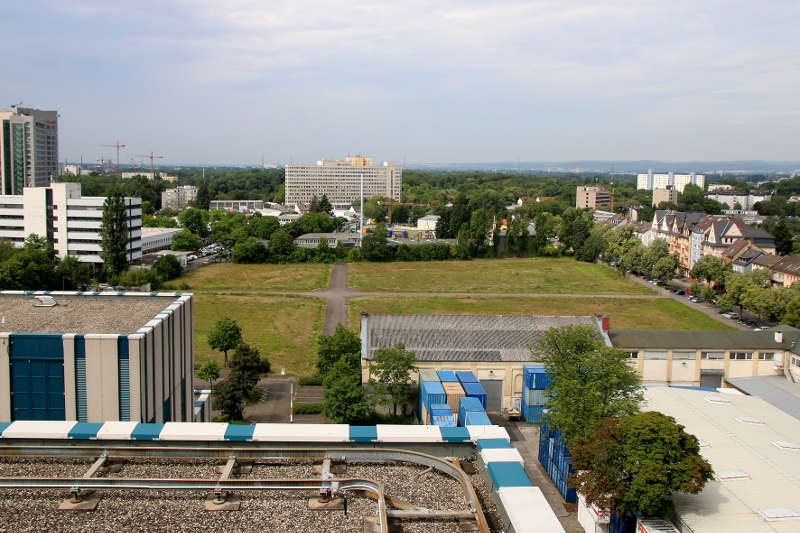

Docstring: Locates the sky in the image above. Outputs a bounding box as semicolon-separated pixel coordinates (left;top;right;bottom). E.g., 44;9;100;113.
1;1;798;166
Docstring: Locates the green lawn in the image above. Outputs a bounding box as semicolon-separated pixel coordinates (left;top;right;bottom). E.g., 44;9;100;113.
175;262;331;292
348;258;654;294
347;296;732;333
194;294;325;376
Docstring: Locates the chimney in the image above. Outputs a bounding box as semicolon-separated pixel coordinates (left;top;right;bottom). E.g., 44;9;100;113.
602;317;610;332
775;331;784;344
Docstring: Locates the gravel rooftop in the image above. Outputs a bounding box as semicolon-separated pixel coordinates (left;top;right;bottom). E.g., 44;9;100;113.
0;295;177;334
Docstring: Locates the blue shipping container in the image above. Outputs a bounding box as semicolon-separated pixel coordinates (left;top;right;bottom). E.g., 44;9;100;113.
418;370;440;383
522;364;545;388
464;411;492;426
431;408;453;418
436;370;458;382
524;388;549;406
429;403;451;412
432;415;456;427
461;381;487;409
522;404;545;423
421;381;446;409
458;397;485;426
456;371;478;384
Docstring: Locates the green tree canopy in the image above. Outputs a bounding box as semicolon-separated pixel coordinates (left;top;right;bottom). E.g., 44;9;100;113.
317;323;361;377
197;361;220;390
534;324;643;444
268;229;294;259
572;412;713;516
783;297;800;328
171;230;203;251
322;353;368;424
232;238;269;263
368;343;416;416
178;208;209;237
690;255;731;285
361;224;392;261
207;316;243;366
100;188;130;277
152;254;182;281
195;182;212;211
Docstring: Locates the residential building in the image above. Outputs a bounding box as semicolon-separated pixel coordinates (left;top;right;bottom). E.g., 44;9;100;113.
285;156;402;207
360;313;610;412
723;240;768;273
706;190;772;210
161;185;197;211
768;254;800;288
293;232;359;248
209;199;264;212
121;172;178;182
140;227;181;254
0;182;142;264
636;170;705;193
0;290;194;423
652;186;678;207
707;183;734;192
575;186;611;209
0;106;58;194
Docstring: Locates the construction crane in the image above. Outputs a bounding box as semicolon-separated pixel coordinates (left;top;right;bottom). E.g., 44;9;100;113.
100;140;126;176
132;152;165;178
377;201;432;225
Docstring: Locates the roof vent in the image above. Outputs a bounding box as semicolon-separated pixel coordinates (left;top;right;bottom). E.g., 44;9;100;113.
759;508;800;521
698;440;710;448
32;295;57;307
773;441;800;451
736;416;764;424
705;395;730;404
716;469;750;480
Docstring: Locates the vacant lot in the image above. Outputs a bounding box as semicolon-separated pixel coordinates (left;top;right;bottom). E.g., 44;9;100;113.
194;294;325;376
348;258;654;294
348;296;731;333
176;263;331;293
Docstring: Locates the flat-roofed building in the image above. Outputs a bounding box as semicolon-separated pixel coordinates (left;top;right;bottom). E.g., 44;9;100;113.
140;227;181;254
293;232;359;248
0;182;142;264
706;190;772;210
209;199;264;212
652;186;678;207
575;186;611;209
637;170;705;193
161;185;197;211
285;156;402;207
0;291;194;423
0;106;58;194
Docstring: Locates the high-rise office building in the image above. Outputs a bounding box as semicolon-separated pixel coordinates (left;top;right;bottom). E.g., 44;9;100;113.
161;185;198;211
575;186;612;209
285;156;402;207
0;106;58;194
636;170;705;193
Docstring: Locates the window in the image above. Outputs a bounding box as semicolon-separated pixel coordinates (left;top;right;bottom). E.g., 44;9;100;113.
644;351;668;360
758;352;775;361
731;352;753;361
792;357;800;368
626;351;639;359
673;351;696;360
701;352;725;360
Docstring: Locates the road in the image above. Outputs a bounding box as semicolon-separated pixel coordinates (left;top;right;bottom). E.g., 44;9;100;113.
242;376;294;423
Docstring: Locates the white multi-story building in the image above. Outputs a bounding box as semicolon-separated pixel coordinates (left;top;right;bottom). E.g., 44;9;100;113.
161;185;197;211
636;170;705;193
285;155;402;207
706;191;772;210
0;106;59;194
0;182;142;264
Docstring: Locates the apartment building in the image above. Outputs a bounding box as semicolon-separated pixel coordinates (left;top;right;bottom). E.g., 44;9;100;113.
285;156;402;207
0;106;58;194
161;185;197;211
636;170;705;193
575;186;611;209
0;182;142;264
652;186;678;207
209;199;264;212
706;190;772;210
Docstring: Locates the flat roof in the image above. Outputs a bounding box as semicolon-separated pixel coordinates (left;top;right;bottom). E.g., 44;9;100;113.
141;227;181;237
608;329;800;351
645;387;800;533
727;375;800;421
0;293;183;334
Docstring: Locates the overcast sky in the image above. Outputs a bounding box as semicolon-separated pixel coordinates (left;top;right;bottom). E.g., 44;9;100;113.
1;1;798;165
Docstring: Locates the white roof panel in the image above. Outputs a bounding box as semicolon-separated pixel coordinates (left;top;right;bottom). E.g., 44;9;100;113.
96;421;138;440
251;423;349;442
375;425;442;442
480;448;524;466
497;486;565;533
159;422;228;441
2;421;76;439
466;425;509;442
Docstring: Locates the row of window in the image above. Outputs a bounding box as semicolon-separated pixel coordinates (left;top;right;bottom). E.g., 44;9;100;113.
628;351;775;361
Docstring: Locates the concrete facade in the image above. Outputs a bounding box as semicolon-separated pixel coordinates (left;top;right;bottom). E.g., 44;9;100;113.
0;106;58;194
161;185;197;211
706;191;772;210
652;187;678;207
637;170;705;193
0;182;142;264
575;186;611;209
285;156;402;207
140;227;181;254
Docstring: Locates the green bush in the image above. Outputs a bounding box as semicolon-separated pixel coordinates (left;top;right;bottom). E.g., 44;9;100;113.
298;374;323;386
293;402;323;415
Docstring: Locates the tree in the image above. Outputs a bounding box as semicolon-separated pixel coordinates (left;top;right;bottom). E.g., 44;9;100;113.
701;284;717;302
361;224;392;261
178;208;208;237
576;229;607;263
322;353;368;423
0;238;18;263
651;253;679;281
572;412;713;516
231;238;268;263
317;323;361;377
774;218;793;255
309;195;321;213
207;317;243;366
369;343;416;416
55;256;91;290
228;343;270;392
314;237;336;263
456;224;471;259
534;325;643;443
690;255;731;286
783;297;800;328
197;361;221;390
469;209;490;257
100;188;130;277
318;194;333;216
152;254;182;281
213;378;246;421
0;240;58;290
268;228;294;259
195;182;212;211
171;230;203;251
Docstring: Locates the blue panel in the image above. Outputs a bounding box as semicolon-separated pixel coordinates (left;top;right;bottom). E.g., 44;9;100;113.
455;371;478;384
349;426;377;442
74;335;87;423
131;423;164;440
465;411;492;426
487;462;533;488
118;335;130;421
439;427;470;442
68;422;104;440
10;335;65;421
476;438;511;450
225;424;255;442
0;422;11;436
9;333;63;359
432;415;456;427
436;371;458;382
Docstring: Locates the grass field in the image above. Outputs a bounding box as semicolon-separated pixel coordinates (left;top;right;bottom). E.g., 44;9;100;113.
194;294;325;376
347;296;732;333
348;258;654;294
176;263;331;293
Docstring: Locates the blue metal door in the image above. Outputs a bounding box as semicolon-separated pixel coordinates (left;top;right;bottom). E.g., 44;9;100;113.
9;334;65;421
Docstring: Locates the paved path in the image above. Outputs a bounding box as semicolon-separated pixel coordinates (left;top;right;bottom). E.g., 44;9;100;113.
243;376;295;423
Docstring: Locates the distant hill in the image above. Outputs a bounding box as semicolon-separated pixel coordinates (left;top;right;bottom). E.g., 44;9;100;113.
409;160;800;174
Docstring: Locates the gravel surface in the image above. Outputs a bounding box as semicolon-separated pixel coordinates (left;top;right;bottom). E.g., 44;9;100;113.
345;463;466;511
468;461;506;533
0;295;173;334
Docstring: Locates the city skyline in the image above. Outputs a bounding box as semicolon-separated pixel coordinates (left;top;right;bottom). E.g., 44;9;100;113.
1;1;798;165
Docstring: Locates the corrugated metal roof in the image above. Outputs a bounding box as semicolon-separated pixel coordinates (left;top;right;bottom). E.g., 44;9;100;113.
727;375;800;421
363;314;602;361
608;329;800;350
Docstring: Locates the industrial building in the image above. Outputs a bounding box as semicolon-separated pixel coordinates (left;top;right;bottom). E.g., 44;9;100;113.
285;155;402;207
637;170;705;193
161;185;197;211
575;186;611;209
0;290;194;423
209;199;264;212
0;105;58;194
0;182;142;264
140;227;181;254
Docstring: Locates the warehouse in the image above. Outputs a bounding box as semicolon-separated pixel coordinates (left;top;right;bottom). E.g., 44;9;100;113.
644;387;800;533
0;290;194;423
360;313;610;412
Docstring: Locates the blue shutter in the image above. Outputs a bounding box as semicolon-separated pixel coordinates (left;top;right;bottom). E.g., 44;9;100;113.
118;336;130;421
74;335;87;422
